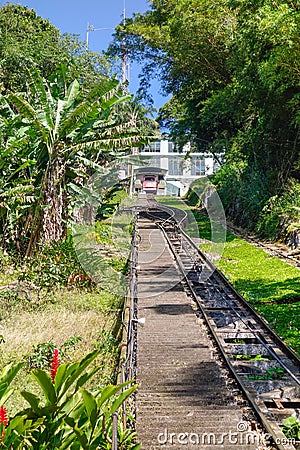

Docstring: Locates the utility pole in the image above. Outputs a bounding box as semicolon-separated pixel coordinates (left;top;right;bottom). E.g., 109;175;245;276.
122;0;130;85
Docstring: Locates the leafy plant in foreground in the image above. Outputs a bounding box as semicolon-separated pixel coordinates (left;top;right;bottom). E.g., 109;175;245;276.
1;351;139;449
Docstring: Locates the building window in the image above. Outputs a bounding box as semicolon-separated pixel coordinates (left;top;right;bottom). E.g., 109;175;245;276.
143;142;161;152
149;157;161;168
169;158;182;175
168;142;177;153
191;158;205;176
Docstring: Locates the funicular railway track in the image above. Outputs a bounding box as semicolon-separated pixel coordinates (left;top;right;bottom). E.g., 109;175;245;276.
139;199;300;450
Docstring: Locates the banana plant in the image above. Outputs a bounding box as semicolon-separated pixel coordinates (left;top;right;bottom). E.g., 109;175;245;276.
0;97;37;252
3;65;145;256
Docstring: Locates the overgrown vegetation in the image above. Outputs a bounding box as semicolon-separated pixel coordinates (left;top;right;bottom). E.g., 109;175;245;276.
0;246;124;405
0;4;158;258
0;185;137;446
0;4;155;447
256;181;300;241
191;211;300;355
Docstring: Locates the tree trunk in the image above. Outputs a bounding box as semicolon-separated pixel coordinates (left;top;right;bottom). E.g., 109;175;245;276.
42;157;67;245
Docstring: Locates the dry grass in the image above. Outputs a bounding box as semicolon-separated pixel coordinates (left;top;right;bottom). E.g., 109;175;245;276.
2;307;107;360
0;282;124;414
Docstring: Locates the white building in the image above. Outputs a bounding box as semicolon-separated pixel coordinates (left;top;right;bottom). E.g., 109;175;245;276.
135;140;222;196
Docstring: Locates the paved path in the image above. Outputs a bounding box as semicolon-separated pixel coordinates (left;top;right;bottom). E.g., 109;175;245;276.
135;218;266;449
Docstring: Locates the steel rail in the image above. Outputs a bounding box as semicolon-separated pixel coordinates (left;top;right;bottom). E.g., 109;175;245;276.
172;227;300;378
146;206;300;371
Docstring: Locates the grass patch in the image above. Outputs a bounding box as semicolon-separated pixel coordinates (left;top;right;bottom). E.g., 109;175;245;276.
191;210;300;355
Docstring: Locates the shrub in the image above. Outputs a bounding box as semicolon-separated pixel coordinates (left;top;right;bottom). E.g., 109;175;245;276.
256;181;300;240
19;236;91;290
0;351;140;449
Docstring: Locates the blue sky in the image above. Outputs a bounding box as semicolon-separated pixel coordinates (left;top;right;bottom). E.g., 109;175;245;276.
6;0;167;108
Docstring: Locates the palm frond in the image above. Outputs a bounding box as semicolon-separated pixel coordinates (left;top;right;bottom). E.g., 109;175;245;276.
6;92;50;145
26;67;54;132
64;79;80;109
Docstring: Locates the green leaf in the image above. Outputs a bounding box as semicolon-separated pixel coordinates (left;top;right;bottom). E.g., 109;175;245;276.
131;444;142;450
0;362;23;402
0;362;24;387
31;369;57;405
6;160;36;183
75;367;100;391
283;416;297;427
56;350;98;400
54;363;67;390
108;385;137;416
6;92;50;143
54;99;67;138
96;380;134;409
20;391;41;414
27;67;54;131
65;79;80;109
72;424;89;450
61;393;84;419
80;389;98;429
0;387;14;405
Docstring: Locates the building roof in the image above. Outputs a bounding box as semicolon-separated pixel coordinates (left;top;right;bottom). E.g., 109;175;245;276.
134;166;168;175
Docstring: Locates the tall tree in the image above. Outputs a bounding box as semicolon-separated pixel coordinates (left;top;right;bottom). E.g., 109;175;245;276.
112;0;300;227
1;66;155;255
0;4;112;93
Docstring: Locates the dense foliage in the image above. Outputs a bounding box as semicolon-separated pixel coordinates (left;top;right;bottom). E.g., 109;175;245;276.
0;3;111;92
112;0;300;235
0;5;158;256
0;353;140;449
0;6;154;447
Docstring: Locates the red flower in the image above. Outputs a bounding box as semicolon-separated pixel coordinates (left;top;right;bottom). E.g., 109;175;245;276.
0;405;8;438
50;348;60;383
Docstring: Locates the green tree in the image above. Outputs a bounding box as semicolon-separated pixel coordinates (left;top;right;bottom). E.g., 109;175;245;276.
112;0;300;230
0;4;112;94
1;66;153;255
0;4;65;92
